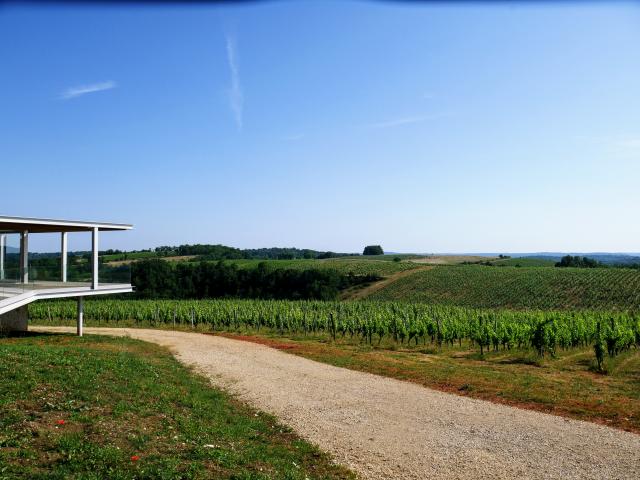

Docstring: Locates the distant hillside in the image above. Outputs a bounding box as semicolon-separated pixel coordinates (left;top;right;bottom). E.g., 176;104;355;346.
369;265;640;310
489;257;556;267
518;253;640;266
404;252;640;266
224;257;419;277
102;245;357;262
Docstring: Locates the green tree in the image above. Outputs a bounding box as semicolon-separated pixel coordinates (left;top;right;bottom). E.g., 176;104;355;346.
555;255;603;268
363;245;384;256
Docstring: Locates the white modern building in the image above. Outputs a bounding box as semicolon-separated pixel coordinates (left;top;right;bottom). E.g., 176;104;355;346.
0;216;133;336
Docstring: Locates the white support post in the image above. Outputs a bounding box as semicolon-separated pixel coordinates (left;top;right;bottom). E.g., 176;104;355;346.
0;234;5;281
91;227;99;289
20;231;29;284
61;232;68;283
77;296;84;337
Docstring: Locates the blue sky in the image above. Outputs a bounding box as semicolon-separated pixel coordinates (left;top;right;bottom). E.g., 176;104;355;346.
1;1;639;253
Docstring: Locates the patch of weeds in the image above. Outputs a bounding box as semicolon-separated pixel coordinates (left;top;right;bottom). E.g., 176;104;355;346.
497;355;543;367
416;347;438;355
588;360;609;375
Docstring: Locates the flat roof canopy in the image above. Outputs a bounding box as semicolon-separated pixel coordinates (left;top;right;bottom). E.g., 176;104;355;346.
0;215;133;234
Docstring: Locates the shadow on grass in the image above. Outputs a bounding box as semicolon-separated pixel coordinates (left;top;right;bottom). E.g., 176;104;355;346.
0;330;68;339
497;356;543;367
576;358;593;367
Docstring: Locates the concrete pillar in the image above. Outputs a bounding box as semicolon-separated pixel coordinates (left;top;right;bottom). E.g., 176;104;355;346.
0;234;5;281
61;232;68;283
0;306;28;333
77;296;84;337
20;231;28;284
91;227;99;289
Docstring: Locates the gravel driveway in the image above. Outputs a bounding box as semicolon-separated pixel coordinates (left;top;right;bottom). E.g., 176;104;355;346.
35;327;640;480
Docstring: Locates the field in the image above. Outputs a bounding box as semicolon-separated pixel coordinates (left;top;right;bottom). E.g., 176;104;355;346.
101;251;158;262
103;254;421;277
30;299;640;432
409;255;495;265
0;333;352;479
103;254;640;311
107;255;196;266
224;257;419;277
370;265;640;310
489;257;557;267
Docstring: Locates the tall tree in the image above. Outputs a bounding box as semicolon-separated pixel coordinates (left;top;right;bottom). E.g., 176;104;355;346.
363;245;384;256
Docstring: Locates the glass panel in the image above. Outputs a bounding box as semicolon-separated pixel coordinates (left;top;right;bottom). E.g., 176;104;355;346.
99;261;131;285
0;232;132;298
67;253;92;284
28;260;62;283
0;267;23;299
0;233;23;298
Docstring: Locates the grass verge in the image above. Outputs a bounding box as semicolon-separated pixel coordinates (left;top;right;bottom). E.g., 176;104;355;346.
0;332;354;480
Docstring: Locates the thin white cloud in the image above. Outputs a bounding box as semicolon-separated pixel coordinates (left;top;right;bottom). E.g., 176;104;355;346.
60;81;116;100
364;112;449;129
225;34;244;131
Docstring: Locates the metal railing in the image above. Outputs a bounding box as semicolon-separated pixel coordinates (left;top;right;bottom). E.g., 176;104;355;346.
0;268;25;299
0;261;131;297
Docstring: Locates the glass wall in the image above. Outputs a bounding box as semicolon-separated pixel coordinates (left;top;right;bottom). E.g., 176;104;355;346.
0;233;20;282
100;261;132;285
0;233;23;298
0;231;132;295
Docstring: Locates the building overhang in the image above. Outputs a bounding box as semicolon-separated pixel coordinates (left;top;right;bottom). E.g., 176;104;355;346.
0;215;133;336
0;284;133;316
0;215;133;234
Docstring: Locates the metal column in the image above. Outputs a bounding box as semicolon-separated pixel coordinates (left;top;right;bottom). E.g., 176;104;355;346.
91;227;99;289
77;296;84;337
0;234;5;281
61;232;68;282
19;231;28;284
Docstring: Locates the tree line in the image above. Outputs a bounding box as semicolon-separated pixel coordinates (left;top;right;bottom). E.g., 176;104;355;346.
555;255;604;268
149;244;358;261
131;259;379;300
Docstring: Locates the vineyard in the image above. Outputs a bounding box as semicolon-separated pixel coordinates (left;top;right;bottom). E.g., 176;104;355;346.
30;299;640;367
369;265;640;310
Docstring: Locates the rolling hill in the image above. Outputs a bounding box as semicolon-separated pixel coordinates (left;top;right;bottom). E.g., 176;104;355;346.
368;265;640;310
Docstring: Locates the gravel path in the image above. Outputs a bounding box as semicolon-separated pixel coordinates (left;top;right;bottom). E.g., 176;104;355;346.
36;327;640;479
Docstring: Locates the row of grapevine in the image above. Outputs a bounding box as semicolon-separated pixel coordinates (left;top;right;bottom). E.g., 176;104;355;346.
29;299;640;362
370;266;640;310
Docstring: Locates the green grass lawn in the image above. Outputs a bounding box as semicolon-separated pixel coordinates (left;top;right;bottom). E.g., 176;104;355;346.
0;333;353;480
